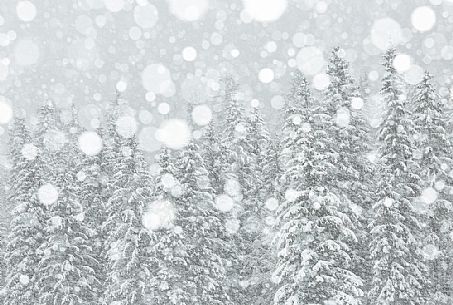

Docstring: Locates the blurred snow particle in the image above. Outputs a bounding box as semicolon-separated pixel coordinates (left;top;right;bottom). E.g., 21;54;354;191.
115;80;127;92
78;131;103;156
133;3;158;29
14;39;39;66
242;0;287;22
142;200;175;231
103;0;124;12
258;68;274;83
225;218;240;234
404;64;424;85
16;1;37;22
168;0;209;21
313;73;330;90
141;63;175;97
411;6;436;32
351;97;364;110
182;46;197;61
383;197;393;208
422;244;440;261
19;274;30;285
421;187;438;204
224;179;242;197
370;18;402;51
38;183;59;206
115;116;137;138
157;103;170;115
270;95;284;110
284;189;300;202
21;143;38;160
138;127;161;153
161;173;177;189
392;54;411;73
335;107;351;127
215;194;234;212
192;104;212;126
296;47;325;75
251;99;260;108
265;197;279;211
156;119;191;149
0;97;13;124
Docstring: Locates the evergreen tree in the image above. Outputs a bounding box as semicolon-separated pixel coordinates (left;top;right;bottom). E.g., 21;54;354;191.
325;47;373;292
413;72;453;303
242;105;276;304
3;118;43;304
367;49;429;304
35;105;99;304
103;135;154;305
273;71;362;305
200;122;223;194
178;141;231;304
147;146;191;304
279;70;311;185
214;77;251;304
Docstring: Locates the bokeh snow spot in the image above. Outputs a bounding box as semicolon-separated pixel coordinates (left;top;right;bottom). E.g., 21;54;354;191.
78;131;103;156
142;200;176;231
215;194;234;212
192;104;212;126
38;183;59;206
156;119;191;149
370;18;402;50
21;143;38;160
411;6;436;32
242;0;287;22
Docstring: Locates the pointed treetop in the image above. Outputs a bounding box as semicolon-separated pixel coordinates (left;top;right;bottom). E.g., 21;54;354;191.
382;48;397;72
287;70;311;109
222;76;239;100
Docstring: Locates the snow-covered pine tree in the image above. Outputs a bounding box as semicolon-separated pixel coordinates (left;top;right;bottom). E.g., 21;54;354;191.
147;146;191;304
242;105;276;304
215;77;254;304
175;140;232;304
412;72;453;303
200;122;223;194
101;93;154;304
103;134;154;305
273;71;362;305
324;47;373;291
35;105;99;304
0;173;6;292
3;117;44;304
279;70;311;186
76;145;107;304
367;49;429;304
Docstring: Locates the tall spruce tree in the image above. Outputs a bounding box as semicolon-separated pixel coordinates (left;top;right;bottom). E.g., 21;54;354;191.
3;118;44;304
177;141;231;304
35;105;99;304
103;136;154;305
215;77;252;304
413;72;453;303
325;47;373;292
241;105;276;304
279;70;311;187
273;70;362;305
367;49;429;304
147;146;190;304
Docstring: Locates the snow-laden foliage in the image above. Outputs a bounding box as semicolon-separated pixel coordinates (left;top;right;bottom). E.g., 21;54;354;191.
2;47;453;305
367;49;429;305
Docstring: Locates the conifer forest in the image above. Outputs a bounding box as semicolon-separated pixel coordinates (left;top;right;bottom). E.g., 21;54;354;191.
2;0;453;305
